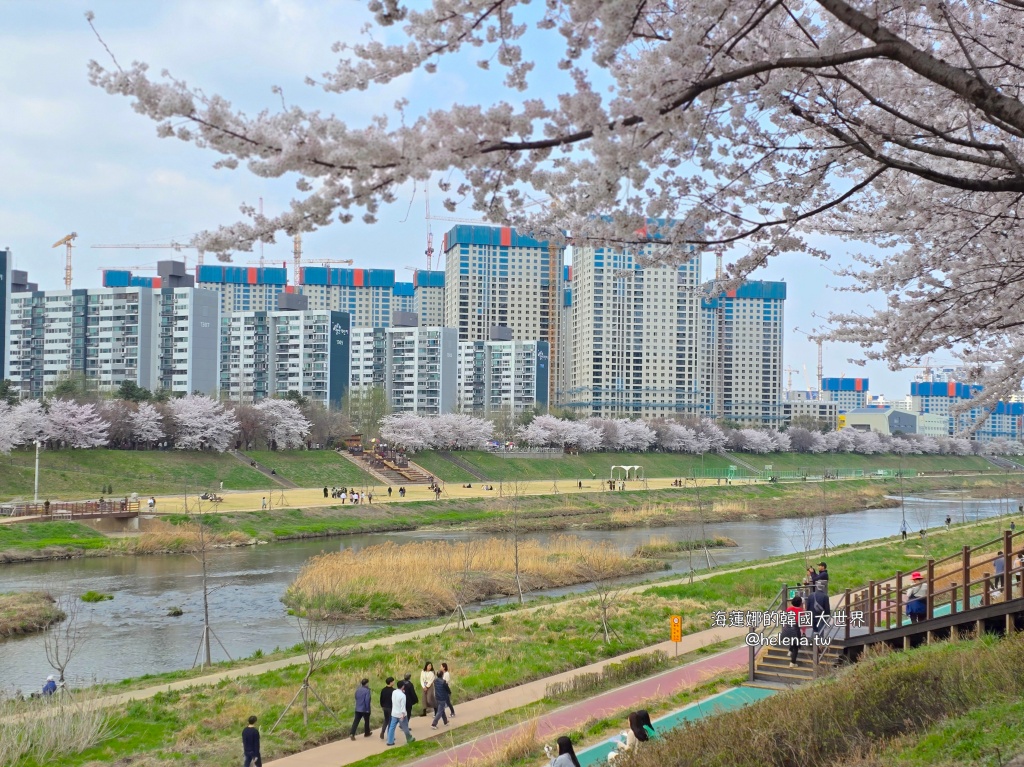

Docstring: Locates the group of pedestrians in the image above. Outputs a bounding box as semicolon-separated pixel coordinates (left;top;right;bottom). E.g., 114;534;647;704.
323;486;372;504
345;661;456;747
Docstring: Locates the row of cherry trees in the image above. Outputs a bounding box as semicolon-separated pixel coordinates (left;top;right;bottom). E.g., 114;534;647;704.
0;396;314;454
378;413;1020;456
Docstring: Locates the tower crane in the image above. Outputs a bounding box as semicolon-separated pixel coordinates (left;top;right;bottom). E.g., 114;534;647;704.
424;184;434;273
91;242;206;267
52;233;77;289
793;327;824;395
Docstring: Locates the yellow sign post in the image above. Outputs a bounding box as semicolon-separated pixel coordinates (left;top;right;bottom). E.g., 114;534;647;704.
670;614;682;655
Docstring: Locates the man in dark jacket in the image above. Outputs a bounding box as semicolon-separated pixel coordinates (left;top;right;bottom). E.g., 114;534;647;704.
431;670;452;728
242;715;262;767
809;581;831;635
350;678;372;740
401;673;418;716
379;677;395;740
811;561;829;591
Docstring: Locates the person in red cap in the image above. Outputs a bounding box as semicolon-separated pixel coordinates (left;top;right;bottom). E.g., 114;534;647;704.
905;571;927;623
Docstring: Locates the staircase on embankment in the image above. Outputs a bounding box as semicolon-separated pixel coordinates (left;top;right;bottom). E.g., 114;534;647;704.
434;451;491;482
231;450;298;488
336;449;434;486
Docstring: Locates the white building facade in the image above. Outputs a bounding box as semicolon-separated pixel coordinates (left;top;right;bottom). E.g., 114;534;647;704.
456;338;550;415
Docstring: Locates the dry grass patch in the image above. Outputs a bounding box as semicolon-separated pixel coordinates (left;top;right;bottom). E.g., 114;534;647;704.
119;527;250;555
0;691;115;766
0;591;65;637
285;535;662;620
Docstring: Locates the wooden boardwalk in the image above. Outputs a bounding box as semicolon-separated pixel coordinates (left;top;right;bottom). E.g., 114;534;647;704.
750;529;1024;685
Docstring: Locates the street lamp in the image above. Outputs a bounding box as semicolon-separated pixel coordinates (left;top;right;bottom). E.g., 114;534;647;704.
34;440;42;503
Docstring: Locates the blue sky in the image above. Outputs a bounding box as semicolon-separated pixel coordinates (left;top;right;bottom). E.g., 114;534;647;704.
0;0;917;398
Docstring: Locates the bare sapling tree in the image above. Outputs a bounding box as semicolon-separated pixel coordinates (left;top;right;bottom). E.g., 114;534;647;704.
441;540;477;635
270;583;350;733
186;489;233;669
575;540;625;645
506;479;527;605
43;590;85;691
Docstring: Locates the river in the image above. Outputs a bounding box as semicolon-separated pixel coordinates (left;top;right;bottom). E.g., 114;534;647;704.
0;493;1015;694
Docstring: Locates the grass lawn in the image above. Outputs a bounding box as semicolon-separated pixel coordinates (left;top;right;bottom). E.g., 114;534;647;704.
0;522;109;551
0;449;268;501
241;450;376;488
414;450;999;483
21;519;1016;767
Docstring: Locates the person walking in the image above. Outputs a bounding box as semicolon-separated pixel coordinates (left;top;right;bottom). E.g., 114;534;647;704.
420;661;437;717
905;571;928;623
385;683;415;746
387;486;393;497
242;715;262;767
400;674;419;717
379;677;395;740
809;581;830;635
994;551;1006;590
324;486;329;498
350;678;372;740
780;595;806;668
945;515;952;531
441;662;455;717
261;496;267;510
431;670;451;728
900;519;908;541
545;736;581;767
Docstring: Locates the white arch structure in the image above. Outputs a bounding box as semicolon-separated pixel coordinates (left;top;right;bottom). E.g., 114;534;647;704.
610;465;645;481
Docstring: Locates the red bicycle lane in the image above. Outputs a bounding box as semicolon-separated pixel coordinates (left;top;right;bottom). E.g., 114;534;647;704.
407;645;749;767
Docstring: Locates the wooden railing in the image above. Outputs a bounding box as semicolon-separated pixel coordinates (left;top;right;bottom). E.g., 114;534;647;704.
0;499;141;519
826;529;1023;641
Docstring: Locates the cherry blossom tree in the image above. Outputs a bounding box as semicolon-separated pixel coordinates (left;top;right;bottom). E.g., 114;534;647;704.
102;400;135;447
379;412;434;451
88;1;1024;416
519;414;563;447
0;403;16;454
655;422;705;454
12;400;48;445
167;395;239;452
617;419;656;452
788;427;827;454
255;399;311;449
431;414;493;449
46;400;110;449
130;402;165;447
695;419;728;453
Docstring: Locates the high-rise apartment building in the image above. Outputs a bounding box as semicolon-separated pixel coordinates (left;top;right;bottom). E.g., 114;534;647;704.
821;377;870;412
700;281;786;425
442;225;564;401
0;250;11;381
565;246;704;418
220;310;350;408
196;264;290;313
349;324;458;415
7;286;219;398
393;282;415;317
457;335;549;415
413;270;445;327
299;267;399;328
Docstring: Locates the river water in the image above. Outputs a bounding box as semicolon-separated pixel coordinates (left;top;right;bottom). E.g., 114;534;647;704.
0;493;1015;694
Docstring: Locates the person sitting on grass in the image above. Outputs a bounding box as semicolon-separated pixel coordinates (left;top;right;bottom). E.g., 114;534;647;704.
545;736;581;767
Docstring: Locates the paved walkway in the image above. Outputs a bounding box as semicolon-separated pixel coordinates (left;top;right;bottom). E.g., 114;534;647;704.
267;634;749;767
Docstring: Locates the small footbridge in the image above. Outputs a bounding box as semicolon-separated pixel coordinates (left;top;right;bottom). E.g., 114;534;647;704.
749;529;1024;686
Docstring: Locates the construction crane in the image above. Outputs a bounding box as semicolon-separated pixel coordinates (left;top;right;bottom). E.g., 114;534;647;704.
293;234;302;283
793;327;824;395
784;365;799;396
51;233;78;289
424;184;434;272
96;264;156;272
91;242;205;267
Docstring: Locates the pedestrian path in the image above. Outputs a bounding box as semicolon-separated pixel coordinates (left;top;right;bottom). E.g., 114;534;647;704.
265;631;748;766
577;686;776;766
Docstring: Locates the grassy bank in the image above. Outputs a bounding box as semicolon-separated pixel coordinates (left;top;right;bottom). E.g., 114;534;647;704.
413;450;999;483
628;633;1024;767
0;592;65;636
0;449;268;501
2;471;1018;563
0;522;252;563
241;449;376;487
285;536;665;620
12;519;1016;767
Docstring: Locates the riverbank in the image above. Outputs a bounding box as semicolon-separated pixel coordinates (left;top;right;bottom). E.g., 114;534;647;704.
6;517;1014;767
0;592;64;636
1;472;1019;564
